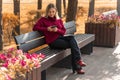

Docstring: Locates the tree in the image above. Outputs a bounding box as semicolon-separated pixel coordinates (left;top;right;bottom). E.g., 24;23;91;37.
38;0;42;9
13;0;20;35
66;0;78;22
117;0;120;16
37;0;42;18
56;0;62;17
0;0;2;50
63;0;66;16
88;0;95;17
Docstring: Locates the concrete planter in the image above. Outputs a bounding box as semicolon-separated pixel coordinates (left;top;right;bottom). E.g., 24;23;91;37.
85;23;120;47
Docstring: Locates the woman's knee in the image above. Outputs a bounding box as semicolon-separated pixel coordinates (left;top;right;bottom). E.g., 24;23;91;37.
49;40;70;49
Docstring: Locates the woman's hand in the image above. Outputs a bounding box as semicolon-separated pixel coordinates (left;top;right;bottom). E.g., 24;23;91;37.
52;27;58;32
47;26;58;32
47;27;53;32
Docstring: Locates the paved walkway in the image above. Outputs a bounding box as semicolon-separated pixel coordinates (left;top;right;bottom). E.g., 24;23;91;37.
46;43;120;80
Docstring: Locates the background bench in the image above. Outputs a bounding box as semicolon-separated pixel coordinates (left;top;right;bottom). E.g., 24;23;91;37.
14;21;95;80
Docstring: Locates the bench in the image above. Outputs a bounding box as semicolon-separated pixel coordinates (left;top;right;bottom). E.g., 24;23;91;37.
14;21;95;80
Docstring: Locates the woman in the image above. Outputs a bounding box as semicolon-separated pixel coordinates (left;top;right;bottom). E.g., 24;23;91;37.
33;3;86;74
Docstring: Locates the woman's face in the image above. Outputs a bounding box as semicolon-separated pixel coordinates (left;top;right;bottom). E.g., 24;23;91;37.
48;8;56;17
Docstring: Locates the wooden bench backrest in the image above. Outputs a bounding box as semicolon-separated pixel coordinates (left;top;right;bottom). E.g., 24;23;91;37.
14;21;76;52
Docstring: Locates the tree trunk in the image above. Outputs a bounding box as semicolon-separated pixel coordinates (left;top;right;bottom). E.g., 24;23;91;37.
0;0;2;50
117;0;120;16
37;0;42;18
88;0;95;17
38;0;42;9
56;0;62;18
13;0;20;35
66;0;78;22
63;0;66;16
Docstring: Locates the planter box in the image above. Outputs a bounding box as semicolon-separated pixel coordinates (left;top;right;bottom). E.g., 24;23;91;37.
26;67;41;80
85;23;120;47
17;67;41;80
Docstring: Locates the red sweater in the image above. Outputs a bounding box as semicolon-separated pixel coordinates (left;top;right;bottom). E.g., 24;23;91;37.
33;16;66;44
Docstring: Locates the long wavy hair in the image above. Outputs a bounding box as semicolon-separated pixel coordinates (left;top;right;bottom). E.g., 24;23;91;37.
45;3;60;19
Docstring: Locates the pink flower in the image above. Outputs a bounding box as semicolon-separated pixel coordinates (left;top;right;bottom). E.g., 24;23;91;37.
3;61;9;68
31;53;38;58
39;53;45;59
25;53;32;59
8;48;15;52
11;58;17;64
0;54;7;61
20;60;26;66
34;60;40;68
16;50;23;54
35;63;40;68
7;53;12;58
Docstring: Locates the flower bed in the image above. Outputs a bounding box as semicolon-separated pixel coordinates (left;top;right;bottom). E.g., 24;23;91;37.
85;13;120;47
0;48;45;80
86;13;120;24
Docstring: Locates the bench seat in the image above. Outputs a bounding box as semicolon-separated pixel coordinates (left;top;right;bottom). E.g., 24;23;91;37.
35;34;95;71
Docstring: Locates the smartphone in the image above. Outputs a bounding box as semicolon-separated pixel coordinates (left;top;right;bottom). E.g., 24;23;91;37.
51;25;57;28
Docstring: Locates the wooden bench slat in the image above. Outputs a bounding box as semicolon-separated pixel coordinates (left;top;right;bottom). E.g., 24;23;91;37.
64;21;76;34
40;49;71;71
19;38;45;52
14;31;44;44
75;34;95;48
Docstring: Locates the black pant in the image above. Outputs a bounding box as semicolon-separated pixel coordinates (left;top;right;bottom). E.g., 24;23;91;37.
49;36;82;70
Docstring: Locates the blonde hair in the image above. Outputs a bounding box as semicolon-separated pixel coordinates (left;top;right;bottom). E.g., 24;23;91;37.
45;3;60;19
